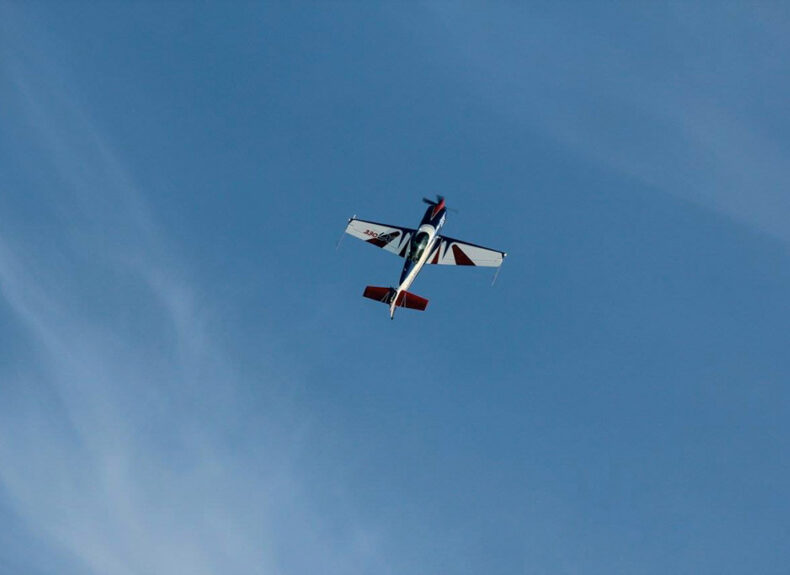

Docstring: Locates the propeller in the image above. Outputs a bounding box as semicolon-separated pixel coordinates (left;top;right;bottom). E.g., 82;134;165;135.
422;195;445;206
422;195;458;214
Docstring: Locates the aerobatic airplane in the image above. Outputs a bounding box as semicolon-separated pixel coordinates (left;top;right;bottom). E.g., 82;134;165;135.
344;196;507;319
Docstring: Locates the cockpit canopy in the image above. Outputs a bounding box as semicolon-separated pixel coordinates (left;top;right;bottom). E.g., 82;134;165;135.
408;231;430;261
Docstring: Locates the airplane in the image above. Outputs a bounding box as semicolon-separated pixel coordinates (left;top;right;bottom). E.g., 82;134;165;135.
343;196;507;319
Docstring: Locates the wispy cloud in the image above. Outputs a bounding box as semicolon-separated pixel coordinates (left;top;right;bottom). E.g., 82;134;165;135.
423;3;790;243
0;9;384;574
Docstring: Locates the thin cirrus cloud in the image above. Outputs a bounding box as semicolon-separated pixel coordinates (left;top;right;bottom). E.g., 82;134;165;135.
0;21;384;575
421;3;790;244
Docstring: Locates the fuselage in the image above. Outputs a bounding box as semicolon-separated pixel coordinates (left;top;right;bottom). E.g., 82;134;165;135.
389;200;447;317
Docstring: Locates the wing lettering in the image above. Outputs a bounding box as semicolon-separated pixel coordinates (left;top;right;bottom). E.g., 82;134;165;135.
344;218;414;258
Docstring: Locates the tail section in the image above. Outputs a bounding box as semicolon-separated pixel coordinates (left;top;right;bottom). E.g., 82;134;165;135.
394;290;429;311
363;286;393;304
363;286;429;312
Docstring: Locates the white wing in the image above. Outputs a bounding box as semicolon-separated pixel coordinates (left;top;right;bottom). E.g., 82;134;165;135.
345;218;414;258
428;235;506;267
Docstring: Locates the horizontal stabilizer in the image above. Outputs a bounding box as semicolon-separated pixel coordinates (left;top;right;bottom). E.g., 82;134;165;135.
395;290;429;311
363;286;392;303
362;286;429;311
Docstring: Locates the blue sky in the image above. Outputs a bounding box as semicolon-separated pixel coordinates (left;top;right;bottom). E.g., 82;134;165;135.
1;2;789;574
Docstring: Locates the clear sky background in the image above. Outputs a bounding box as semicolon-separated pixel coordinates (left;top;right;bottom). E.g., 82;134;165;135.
1;2;789;574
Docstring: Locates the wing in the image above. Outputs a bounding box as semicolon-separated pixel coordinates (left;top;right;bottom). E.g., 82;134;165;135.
344;218;415;258
427;235;507;267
